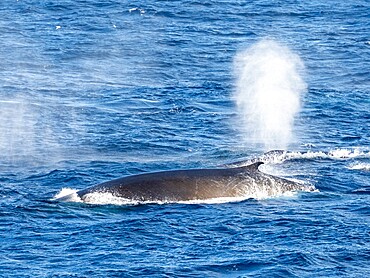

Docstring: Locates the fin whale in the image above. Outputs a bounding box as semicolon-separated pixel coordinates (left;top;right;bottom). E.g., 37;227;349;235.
56;162;314;203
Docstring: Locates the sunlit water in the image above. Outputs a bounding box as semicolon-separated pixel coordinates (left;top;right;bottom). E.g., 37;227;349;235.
0;1;369;277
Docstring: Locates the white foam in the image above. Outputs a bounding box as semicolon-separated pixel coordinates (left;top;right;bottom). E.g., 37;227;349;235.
82;192;140;206
179;192;298;205
129;7;145;14
253;148;370;165
292;148;369;160
82;191;300;205
347;163;370;171
52;188;82;202
327;148;369;159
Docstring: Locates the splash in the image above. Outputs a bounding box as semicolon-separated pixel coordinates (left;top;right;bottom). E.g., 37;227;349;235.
233;39;306;150
53;188;82;202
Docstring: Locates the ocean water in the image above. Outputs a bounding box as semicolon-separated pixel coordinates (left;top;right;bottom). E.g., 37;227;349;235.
0;0;369;277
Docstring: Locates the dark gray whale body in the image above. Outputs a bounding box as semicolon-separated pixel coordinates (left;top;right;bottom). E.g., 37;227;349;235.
57;162;314;203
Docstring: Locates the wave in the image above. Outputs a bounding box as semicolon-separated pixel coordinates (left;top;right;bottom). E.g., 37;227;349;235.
347;162;370;171
251;148;370;165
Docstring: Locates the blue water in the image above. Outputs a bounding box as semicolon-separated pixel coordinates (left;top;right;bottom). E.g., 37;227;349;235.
1;0;369;277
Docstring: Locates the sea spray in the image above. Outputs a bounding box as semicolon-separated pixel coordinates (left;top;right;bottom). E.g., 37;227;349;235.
233;39;306;150
0;96;62;166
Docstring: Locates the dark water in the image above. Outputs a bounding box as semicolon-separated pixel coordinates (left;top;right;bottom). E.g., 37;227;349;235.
0;0;369;277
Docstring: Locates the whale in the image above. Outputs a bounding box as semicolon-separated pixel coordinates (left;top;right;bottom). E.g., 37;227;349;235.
56;161;315;203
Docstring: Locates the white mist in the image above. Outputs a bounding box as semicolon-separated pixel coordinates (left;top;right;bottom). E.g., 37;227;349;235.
233;39;306;151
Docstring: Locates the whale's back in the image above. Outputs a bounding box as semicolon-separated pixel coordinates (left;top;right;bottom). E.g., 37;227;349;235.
56;162;312;203
77;166;255;202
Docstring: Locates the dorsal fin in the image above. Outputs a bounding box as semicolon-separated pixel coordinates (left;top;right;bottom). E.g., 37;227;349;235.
240;161;264;171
